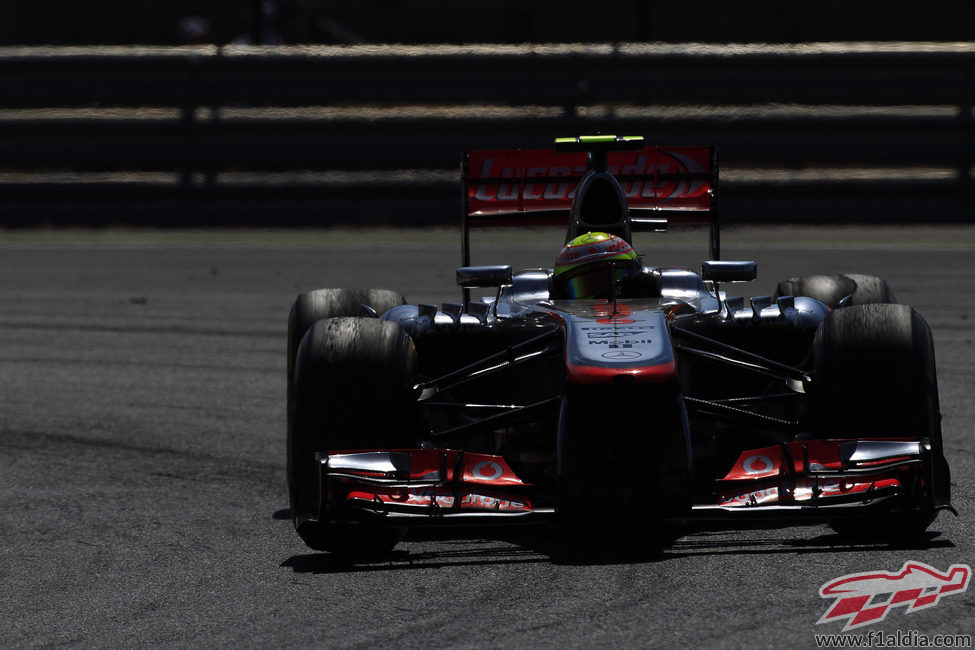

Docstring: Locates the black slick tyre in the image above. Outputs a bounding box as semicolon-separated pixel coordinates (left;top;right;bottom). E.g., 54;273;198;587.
287;288;406;393
812;303;945;537
286;288;405;511
289;317;415;553
773;274;895;308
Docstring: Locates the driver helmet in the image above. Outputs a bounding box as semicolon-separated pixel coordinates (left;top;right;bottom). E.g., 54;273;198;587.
553;231;641;299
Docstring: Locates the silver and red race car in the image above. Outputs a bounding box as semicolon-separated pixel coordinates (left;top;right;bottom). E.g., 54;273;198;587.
286;135;954;553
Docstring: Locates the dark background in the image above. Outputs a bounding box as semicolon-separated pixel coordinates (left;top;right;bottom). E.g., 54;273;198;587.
2;2;974;228
3;0;973;45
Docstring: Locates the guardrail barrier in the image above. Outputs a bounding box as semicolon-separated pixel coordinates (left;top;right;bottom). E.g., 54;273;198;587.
1;43;973;225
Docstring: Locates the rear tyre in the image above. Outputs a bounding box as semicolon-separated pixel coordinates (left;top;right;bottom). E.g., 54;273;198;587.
773;274;895;308
842;274;897;305
812;303;946;537
289;317;415;553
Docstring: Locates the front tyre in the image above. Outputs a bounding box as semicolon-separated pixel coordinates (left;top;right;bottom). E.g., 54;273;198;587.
289;317;416;553
286;288;405;512
287;288;406;396
812;303;947;537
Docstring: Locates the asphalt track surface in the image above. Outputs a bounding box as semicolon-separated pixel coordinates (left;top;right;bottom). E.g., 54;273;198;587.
2;225;974;649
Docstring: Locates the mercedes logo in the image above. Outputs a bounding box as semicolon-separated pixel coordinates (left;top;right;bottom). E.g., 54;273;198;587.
602;350;642;360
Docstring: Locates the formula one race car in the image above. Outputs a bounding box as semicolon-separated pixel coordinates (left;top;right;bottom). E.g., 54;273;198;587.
286;135;954;553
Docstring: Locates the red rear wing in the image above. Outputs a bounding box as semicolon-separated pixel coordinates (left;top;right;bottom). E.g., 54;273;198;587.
460;144;720;271
463;146;716;221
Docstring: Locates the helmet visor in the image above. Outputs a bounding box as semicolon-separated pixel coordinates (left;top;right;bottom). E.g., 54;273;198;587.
560;265;635;300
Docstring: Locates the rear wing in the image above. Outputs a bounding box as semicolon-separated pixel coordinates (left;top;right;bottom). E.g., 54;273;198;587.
461;142;720;266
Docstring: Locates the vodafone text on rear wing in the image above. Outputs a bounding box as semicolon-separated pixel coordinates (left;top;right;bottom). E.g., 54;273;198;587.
461;143;720;267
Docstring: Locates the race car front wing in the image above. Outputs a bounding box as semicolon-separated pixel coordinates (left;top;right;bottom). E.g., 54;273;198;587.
308;438;952;528
696;438;955;520
314;449;554;526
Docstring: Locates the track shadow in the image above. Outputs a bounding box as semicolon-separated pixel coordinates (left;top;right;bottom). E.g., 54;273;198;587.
277;509;955;573
667;523;953;559
282;540;546;574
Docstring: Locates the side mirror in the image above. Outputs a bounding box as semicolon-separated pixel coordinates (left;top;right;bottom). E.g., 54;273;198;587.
456;265;513;288
702;260;757;283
